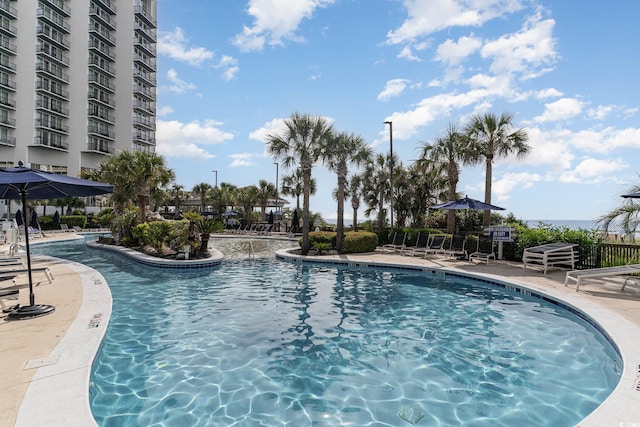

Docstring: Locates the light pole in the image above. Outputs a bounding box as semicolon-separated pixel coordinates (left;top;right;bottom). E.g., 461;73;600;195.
212;170;218;188
384;120;393;230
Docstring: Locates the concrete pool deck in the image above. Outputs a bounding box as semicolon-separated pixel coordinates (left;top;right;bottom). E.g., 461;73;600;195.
1;233;640;426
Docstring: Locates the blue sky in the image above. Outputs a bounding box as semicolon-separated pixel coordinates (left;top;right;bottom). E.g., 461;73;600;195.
155;0;640;223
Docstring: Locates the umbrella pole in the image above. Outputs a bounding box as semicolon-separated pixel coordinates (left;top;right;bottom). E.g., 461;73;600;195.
21;191;35;306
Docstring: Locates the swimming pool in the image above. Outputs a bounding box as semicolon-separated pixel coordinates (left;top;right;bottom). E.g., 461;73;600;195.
35;239;621;426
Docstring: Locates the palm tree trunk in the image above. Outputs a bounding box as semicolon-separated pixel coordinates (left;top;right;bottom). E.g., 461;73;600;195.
301;169;312;255
352;207;358;231
336;175;346;252
483;159;492;228
138;195;147;223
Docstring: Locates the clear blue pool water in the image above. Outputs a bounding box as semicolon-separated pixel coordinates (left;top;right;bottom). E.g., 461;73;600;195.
35;239;621;426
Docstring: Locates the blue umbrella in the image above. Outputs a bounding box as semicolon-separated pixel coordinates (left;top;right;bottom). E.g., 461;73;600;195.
0;161;113;319
222;210;241;217
15;209;23;226
431;196;505;211
622;192;640;198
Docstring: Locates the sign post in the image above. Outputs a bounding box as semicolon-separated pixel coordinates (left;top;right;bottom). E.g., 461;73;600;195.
489;226;515;260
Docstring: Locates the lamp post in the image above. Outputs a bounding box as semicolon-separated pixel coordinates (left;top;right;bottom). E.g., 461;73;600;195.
384;120;393;230
212;170;218;188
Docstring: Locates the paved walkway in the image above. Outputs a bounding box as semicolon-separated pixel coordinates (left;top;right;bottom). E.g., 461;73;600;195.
1;234;639;426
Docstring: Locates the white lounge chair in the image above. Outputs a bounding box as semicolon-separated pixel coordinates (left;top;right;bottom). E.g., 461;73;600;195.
523;242;578;274
564;264;640;292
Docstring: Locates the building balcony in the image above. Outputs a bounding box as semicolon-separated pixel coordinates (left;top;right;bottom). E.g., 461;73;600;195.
84;138;114;155
89;3;116;30
36;62;70;84
132;132;155;146
88;57;115;77
133;53;156;71
0;1;18;20
88;38;115;61
36;81;69;100
33;134;69;151
0;77;15;91
87;92;115;108
89;22;116;46
37;7;70;33
0;35;16;54
88;125;115;140
133;116;156;130
134;5;157;28
0;135;15;147
0;114;15;127
0;19;16;38
133;69;156;86
36;98;69;117
91;0;117;15
35;118;69;134
40;0;71;17
88;75;115;92
134;20;156;43
36;43;70;66
133;99;155;115
0;96;15;109
133;84;155;101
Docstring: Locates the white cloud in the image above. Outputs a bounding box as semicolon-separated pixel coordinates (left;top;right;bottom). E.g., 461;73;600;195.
587;105;614;120
156;106;174;117
387;0;524;45
378;79;411;100
232;0;335;52
534;97;584;123
156;119;234;160
493;172;542;201
161;69;196;94
249;118;287;143
216;55;240;81
480;12;558;77
230;153;258;167
558;158;628;184
435;35;482;66
158;28;214;66
535;88;563;99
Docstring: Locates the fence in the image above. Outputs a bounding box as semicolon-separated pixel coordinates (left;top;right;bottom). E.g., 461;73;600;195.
578;243;640;269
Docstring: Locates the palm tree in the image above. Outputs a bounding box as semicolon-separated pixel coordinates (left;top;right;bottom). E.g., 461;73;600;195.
362;153;393;232
86;151;174;223
465;112;530;227
348;174;363;230
407;160;448;227
236;186;258;224
192;182;212;214
281;168;316;213
267;113;333;254
324;131;372;252
420;123;474;233
597;183;640;240
256;179;277;221
167;184;185;218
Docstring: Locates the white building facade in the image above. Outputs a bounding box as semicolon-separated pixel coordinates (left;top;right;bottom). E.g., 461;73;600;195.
0;0;157;176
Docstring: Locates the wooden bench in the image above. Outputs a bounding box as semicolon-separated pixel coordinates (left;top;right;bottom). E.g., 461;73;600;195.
523;242;578;274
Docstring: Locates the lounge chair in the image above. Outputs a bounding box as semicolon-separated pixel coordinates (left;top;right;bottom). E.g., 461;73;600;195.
422;234;446;257
468;236;495;264
60;223;70;232
523;242;578;274
442;234;466;259
381;232;407;253
0;266;54;284
403;233;429;257
564;264;640;292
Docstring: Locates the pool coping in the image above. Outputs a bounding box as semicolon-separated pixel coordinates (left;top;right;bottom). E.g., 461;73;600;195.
14;242;640;426
275;249;640;427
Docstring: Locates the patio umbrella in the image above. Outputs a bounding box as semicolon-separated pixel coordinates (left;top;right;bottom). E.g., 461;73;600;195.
0;161;114;320
292;209;299;233
431;196;505;211
31;210;40;230
222;210;241;217
15;208;23;226
622;192;640;198
268;210;274;224
53;210;60;228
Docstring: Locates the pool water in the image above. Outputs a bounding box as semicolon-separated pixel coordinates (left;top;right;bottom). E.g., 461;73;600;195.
35;239;621;426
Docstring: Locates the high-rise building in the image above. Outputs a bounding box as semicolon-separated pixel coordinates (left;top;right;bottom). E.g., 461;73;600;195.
0;0;157;177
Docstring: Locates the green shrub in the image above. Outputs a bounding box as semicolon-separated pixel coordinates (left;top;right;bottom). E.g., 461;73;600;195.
341;231;378;253
38;215;54;230
60;215;87;228
302;231;337;248
132;220;188;253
